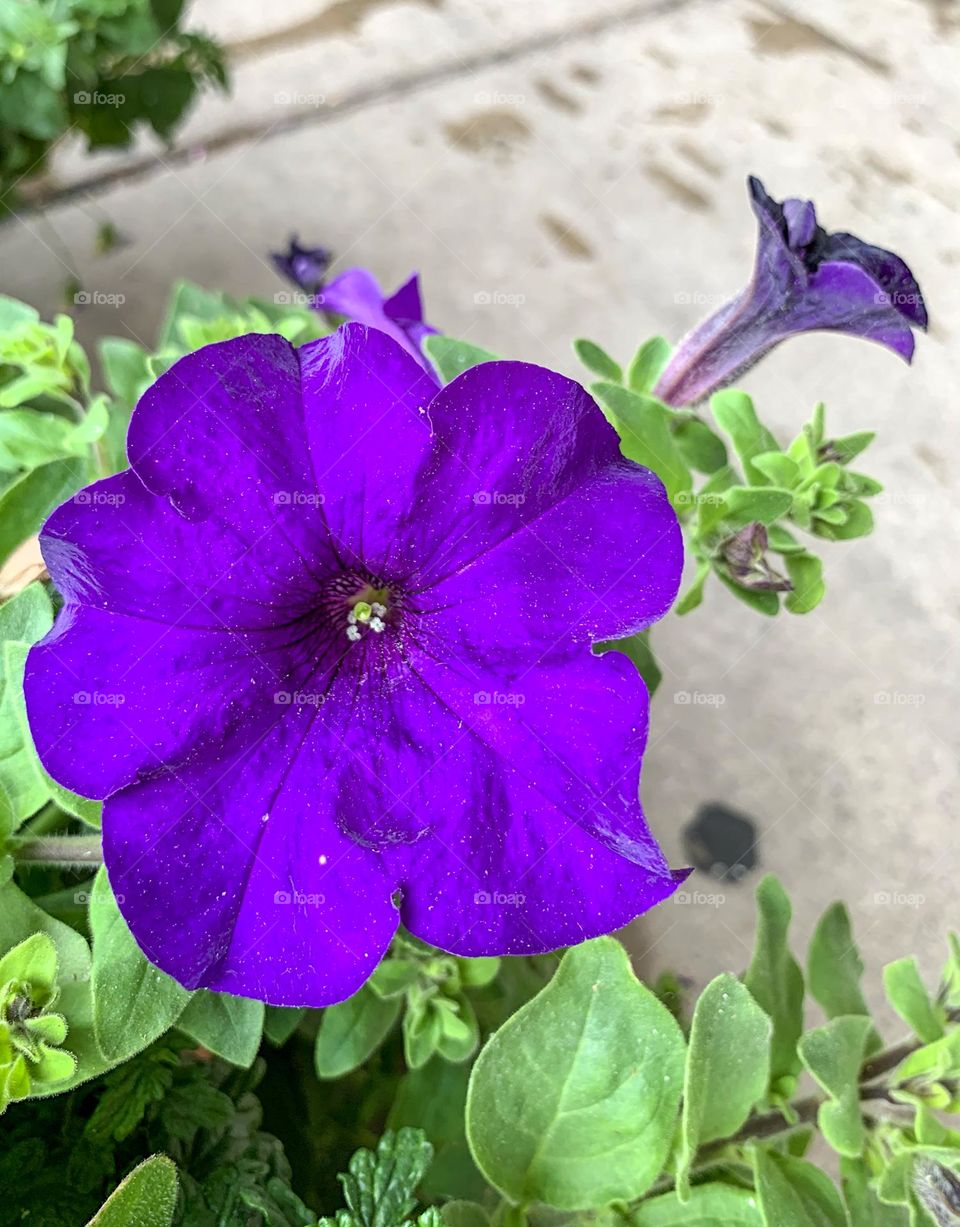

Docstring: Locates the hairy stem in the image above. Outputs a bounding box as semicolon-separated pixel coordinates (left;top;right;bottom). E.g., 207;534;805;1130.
10;834;103;867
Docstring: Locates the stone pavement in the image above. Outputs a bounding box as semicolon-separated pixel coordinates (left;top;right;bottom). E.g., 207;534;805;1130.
1;0;957;1024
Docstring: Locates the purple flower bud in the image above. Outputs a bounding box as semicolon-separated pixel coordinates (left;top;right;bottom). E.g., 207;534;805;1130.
915;1159;960;1226
270;236;331;295
654;176;928;407
719;523;792;592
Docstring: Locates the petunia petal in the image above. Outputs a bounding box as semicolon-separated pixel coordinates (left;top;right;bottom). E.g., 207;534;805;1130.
102;701;398;1006
24;604;291;799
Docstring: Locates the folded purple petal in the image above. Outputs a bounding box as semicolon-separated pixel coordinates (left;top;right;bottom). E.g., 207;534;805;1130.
654;175;927;406
26;324;684;1006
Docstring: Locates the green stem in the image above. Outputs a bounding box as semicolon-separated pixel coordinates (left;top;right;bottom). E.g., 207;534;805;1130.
10;834;102;867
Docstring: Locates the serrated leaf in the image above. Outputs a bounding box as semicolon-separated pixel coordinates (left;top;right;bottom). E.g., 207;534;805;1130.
177;989;264;1067
466;936;685;1209
883;958;945;1044
677;974;771;1196
314;984;400;1079
798;1016;873;1157
574;338;622;382
744;876;804;1092
89;867;191;1063
86;1154;178;1227
337;1128;434;1227
423;336;499;384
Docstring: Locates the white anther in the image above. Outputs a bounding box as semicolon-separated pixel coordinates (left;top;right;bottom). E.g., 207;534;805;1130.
346;625;361;642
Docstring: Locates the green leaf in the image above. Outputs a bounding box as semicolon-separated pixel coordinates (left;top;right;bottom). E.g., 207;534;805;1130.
716;574;781;617
441;1201;489;1227
0;930;57;991
752;1150;846;1227
828;431;875;464
752;451;801;488
590;382;692;509
632;1184;763;1225
0;583;54;825
744;876;804;1093
0;456;87;564
263;1005;306;1046
314;984;401;1079
807;903;875;1029
719;485;794;532
840;1157;910;1227
574;338;622;383
594;630;661;696
784;553;825;615
466;936;685;1209
674;560;711;616
423;335;499;384
0;401;108;469
0;296;40;330
824;500;874;541
89;867;191;1063
404;998;444;1069
176;989;264;1066
710;390;780;485
86;1154;178;1227
798;1016;873;1157
673;418;729;474
677;974;771;1195
98;336;152;406
883;957;944;1043
626;336;672;394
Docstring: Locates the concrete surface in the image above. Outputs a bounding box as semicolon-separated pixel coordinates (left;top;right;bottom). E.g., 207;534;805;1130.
1;0;957;1027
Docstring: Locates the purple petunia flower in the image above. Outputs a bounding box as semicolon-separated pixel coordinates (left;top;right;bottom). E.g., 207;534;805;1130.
25;325;684;1007
654;175;928;407
272;235;437;375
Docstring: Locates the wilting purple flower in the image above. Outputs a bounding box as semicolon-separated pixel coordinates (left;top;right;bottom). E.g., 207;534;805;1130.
719;523;791;592
270;236;331;295
25;325;684;1007
654;175;928;407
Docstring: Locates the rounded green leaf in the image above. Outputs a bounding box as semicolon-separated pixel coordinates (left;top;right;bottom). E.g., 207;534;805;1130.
176;989;264;1067
677;974;772;1194
314;983;400;1079
90;868;191;1063
466;937;685;1209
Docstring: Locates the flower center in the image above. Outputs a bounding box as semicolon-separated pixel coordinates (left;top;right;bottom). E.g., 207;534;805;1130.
345;584;390;642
